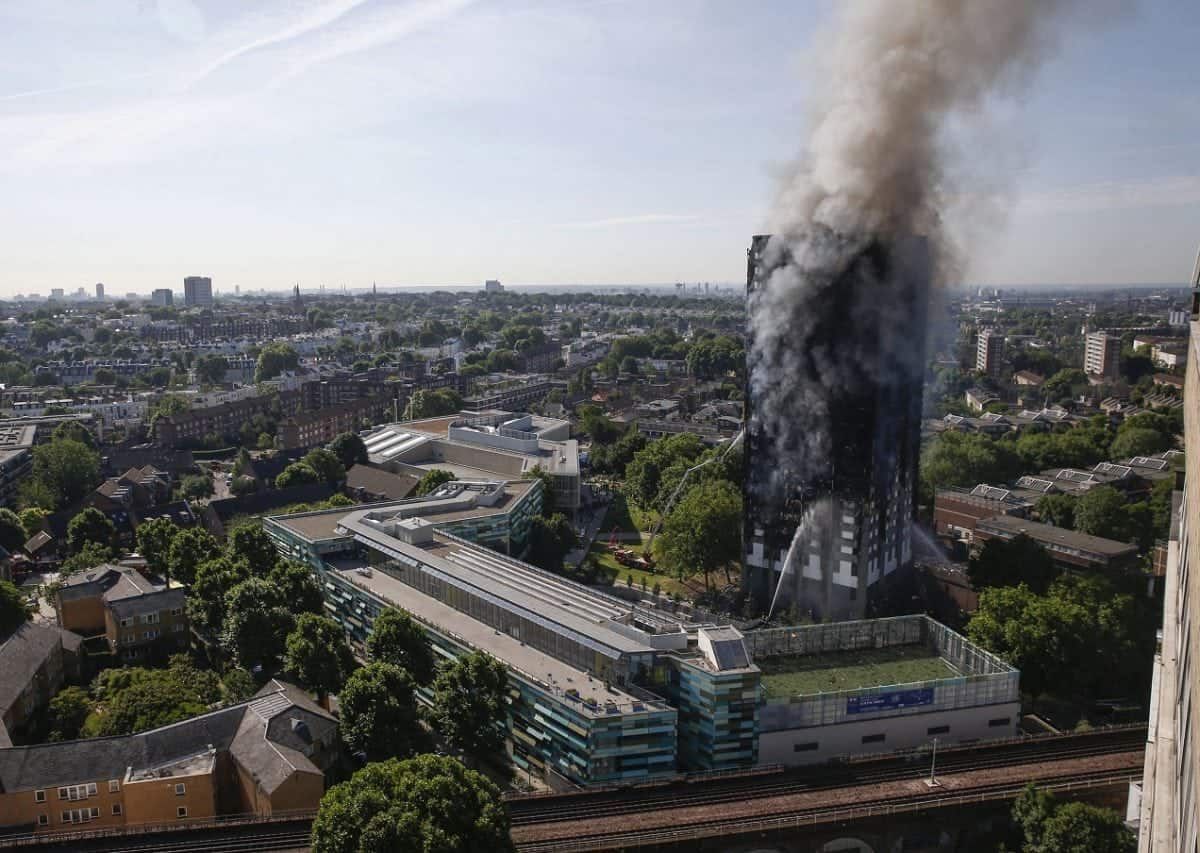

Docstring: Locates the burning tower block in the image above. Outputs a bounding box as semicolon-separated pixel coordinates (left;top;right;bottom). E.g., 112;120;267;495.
744;231;930;621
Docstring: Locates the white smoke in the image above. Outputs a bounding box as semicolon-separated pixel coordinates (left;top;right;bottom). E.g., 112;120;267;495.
750;0;1091;490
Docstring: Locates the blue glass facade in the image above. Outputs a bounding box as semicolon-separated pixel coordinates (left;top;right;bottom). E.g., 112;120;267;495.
662;657;760;771
322;567;678;786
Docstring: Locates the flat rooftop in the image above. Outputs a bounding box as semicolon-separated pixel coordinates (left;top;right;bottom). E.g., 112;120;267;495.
336;514;659;658
334;566;662;717
758;646;959;699
976;514;1138;557
269;480;537;543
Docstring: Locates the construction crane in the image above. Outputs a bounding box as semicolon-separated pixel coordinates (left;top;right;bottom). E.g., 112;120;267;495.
644;429;745;550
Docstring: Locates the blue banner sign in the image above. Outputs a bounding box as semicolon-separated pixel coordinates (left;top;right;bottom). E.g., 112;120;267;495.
846;687;935;714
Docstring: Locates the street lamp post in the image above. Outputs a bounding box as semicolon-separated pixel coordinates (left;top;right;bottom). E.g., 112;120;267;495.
925;736;941;788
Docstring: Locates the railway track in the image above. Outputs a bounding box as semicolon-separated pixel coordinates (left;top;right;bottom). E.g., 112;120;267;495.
508;727;1147;826
89;829;311;853
515;769;1140;853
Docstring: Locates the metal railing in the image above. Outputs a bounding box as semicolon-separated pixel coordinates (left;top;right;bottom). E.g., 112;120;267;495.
0;808;317;848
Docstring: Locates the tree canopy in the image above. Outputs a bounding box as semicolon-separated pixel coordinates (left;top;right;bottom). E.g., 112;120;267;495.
166;527;220;586
428;651;509;764
967;535;1059;595
136;517;180;577
339;662;429;761
66;507;115;555
1011;784;1134;853
24;436;101;509
255;343;299;382
654;478;742;588
414;468;455;497
310;755;514;853
0;579;31;637
329;432;369;468
284;613;356;698
365;608;436;685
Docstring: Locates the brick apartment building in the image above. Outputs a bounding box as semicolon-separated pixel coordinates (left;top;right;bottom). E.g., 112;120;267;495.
55;566;188;661
0;624;82;746
973;515;1140;574
933;486;1032;543
0;681;337;834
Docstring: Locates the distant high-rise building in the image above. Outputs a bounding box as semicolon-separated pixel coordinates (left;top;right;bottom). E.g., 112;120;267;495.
183;276;213;307
1169;305;1189;327
975;328;1003;376
50;288;64;300
484;279;504;294
1133;253;1200;852
1083;330;1120;379
151;288;174;307
94;282;104;300
743;233;928;621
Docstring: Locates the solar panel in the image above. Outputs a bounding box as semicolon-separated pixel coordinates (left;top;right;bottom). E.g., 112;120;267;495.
709;638;750;670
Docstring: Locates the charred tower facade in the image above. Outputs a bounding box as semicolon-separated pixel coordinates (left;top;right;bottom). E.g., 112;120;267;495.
743;232;929;621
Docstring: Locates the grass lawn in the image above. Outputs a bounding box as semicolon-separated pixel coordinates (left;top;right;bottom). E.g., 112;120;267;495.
586;542;691;599
758;645;958;698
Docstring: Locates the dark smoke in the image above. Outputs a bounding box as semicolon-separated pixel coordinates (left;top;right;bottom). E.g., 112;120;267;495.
750;0;1087;489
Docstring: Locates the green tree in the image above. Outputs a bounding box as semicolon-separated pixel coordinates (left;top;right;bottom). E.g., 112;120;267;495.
48;686;92;740
275;462;319;489
1034;494;1077;530
967;535;1060;595
59;541;116;575
221;577;295;672
428;651;509;765
95;671;207;736
226;522;280;577
339;662;429;761
66;507;116;555
193;353;228;385
167;527;220;586
136;516;180;577
655;478;742;588
284;614;356;698
407;388;463;418
919;431;1022;498
1042;368;1088;404
301;448;346;484
1149;475;1176;541
523;465;556;514
29;437;101;509
329;432;368;468
18;507;50;539
0;579;31;636
365;608;436;685
222;668;259;704
255;343;300;382
1074;485;1130;541
1109;426;1171;459
268;560;324;616
180;473;214;500
414;468;455;497
310;755;514;853
526;513;577;573
0;508;27;553
187;556;250;635
1012;784;1134;853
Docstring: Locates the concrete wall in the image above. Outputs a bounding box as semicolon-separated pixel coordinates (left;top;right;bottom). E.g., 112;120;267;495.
758;701;1021;766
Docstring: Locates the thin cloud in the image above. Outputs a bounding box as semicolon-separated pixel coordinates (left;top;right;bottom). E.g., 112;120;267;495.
554;214;702;229
1016;176;1200;214
266;0;478;90
182;0;373;90
0;72;156;102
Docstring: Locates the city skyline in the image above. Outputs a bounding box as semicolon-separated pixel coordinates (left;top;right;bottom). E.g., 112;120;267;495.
3;1;1199;296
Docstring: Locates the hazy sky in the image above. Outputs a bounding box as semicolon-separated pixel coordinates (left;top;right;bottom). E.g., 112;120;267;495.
2;0;1199;295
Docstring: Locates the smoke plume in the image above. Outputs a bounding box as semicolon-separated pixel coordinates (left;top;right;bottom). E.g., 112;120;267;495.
750;0;1081;494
